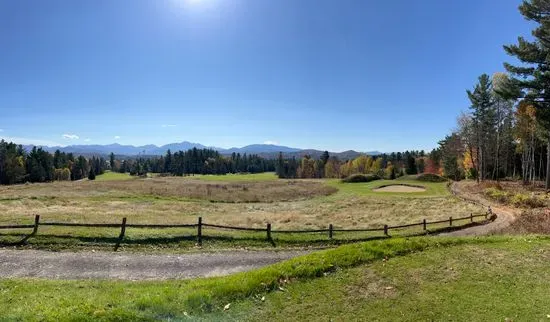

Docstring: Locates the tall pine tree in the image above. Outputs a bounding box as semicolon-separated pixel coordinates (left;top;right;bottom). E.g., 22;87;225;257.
467;74;495;182
504;0;550;188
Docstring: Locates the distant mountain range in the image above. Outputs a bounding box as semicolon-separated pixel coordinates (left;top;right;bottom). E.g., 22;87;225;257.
21;141;381;160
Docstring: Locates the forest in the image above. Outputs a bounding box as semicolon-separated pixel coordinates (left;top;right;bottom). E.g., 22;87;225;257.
0;143;277;184
0;138;428;185
430;1;550;188
0;141;107;184
117;149;276;176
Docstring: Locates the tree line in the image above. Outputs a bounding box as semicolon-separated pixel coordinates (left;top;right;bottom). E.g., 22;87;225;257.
276;150;426;179
0;143;280;185
1;140;433;185
433;0;550;188
112;148;277;177
0;140;107;184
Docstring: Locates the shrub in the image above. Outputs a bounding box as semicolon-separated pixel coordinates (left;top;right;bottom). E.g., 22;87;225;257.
341;174;380;183
417;173;447;182
484;188;546;208
510;193;546;208
484;188;509;203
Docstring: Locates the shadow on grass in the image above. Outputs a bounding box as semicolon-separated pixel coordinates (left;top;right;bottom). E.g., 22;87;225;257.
0;232;390;250
426;220;491;235
0;230;37;247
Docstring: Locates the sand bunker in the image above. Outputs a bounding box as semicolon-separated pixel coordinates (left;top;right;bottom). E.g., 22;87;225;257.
373;184;426;193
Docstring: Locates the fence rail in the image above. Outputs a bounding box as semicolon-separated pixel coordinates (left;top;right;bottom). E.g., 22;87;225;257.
0;208;494;249
202;223;265;232
40;222;121;228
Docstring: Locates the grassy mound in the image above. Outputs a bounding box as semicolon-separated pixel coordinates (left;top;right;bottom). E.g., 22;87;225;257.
417;173;447;182
95;171;134;181
503;209;550;234
341;174;380;183
214;236;550;321
0;237;480;320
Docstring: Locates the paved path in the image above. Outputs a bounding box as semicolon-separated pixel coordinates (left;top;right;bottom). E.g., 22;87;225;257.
0;249;309;280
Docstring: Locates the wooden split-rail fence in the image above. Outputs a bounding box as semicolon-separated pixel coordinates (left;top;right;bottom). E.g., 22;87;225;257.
0;209;494;248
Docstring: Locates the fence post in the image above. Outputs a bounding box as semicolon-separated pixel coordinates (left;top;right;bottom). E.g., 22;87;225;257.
383;224;388;236
470;213;473;223
329;224;333;239
449;216;453;226
267;223;272;241
32;215;40;235
197;217;202;246
422;218;426;231
118;217;127;240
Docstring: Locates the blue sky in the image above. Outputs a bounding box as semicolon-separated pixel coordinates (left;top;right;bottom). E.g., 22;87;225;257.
0;0;533;152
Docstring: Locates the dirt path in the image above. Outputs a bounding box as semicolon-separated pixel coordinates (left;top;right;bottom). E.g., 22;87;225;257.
0;249;308;280
443;181;520;236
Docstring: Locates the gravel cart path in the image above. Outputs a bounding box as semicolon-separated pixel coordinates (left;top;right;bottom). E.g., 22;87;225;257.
0;249;309;280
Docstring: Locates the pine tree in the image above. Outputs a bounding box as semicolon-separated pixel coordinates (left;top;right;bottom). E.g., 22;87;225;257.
467;74;495;181
405;155;417;175
504;0;550;188
109;152;116;172
88;167;96;180
164;150;172;173
321;151;330;165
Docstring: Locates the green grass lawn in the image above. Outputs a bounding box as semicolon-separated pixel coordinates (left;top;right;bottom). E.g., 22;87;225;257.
217;237;550;322
190;172;278;182
328;177;449;197
2;236;550;321
94;171;134;181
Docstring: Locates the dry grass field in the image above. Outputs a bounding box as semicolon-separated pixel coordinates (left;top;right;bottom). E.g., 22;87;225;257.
0;175;481;227
0;174;484;250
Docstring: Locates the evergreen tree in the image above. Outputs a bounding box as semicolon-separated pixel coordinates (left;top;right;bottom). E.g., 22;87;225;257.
164;149;172;173
53;150;62;169
439;133;465;180
109;152;116;172
320;151;330;165
417;158;425;173
275;152;285;178
405;155;417;175
88;167;96;180
467;74;495;181
504;0;550;188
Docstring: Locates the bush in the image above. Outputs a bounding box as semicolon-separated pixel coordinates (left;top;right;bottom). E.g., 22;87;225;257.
484;188;546;208
510;193;546;208
484;188;509;203
341;174;380;183
417;173;447;182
